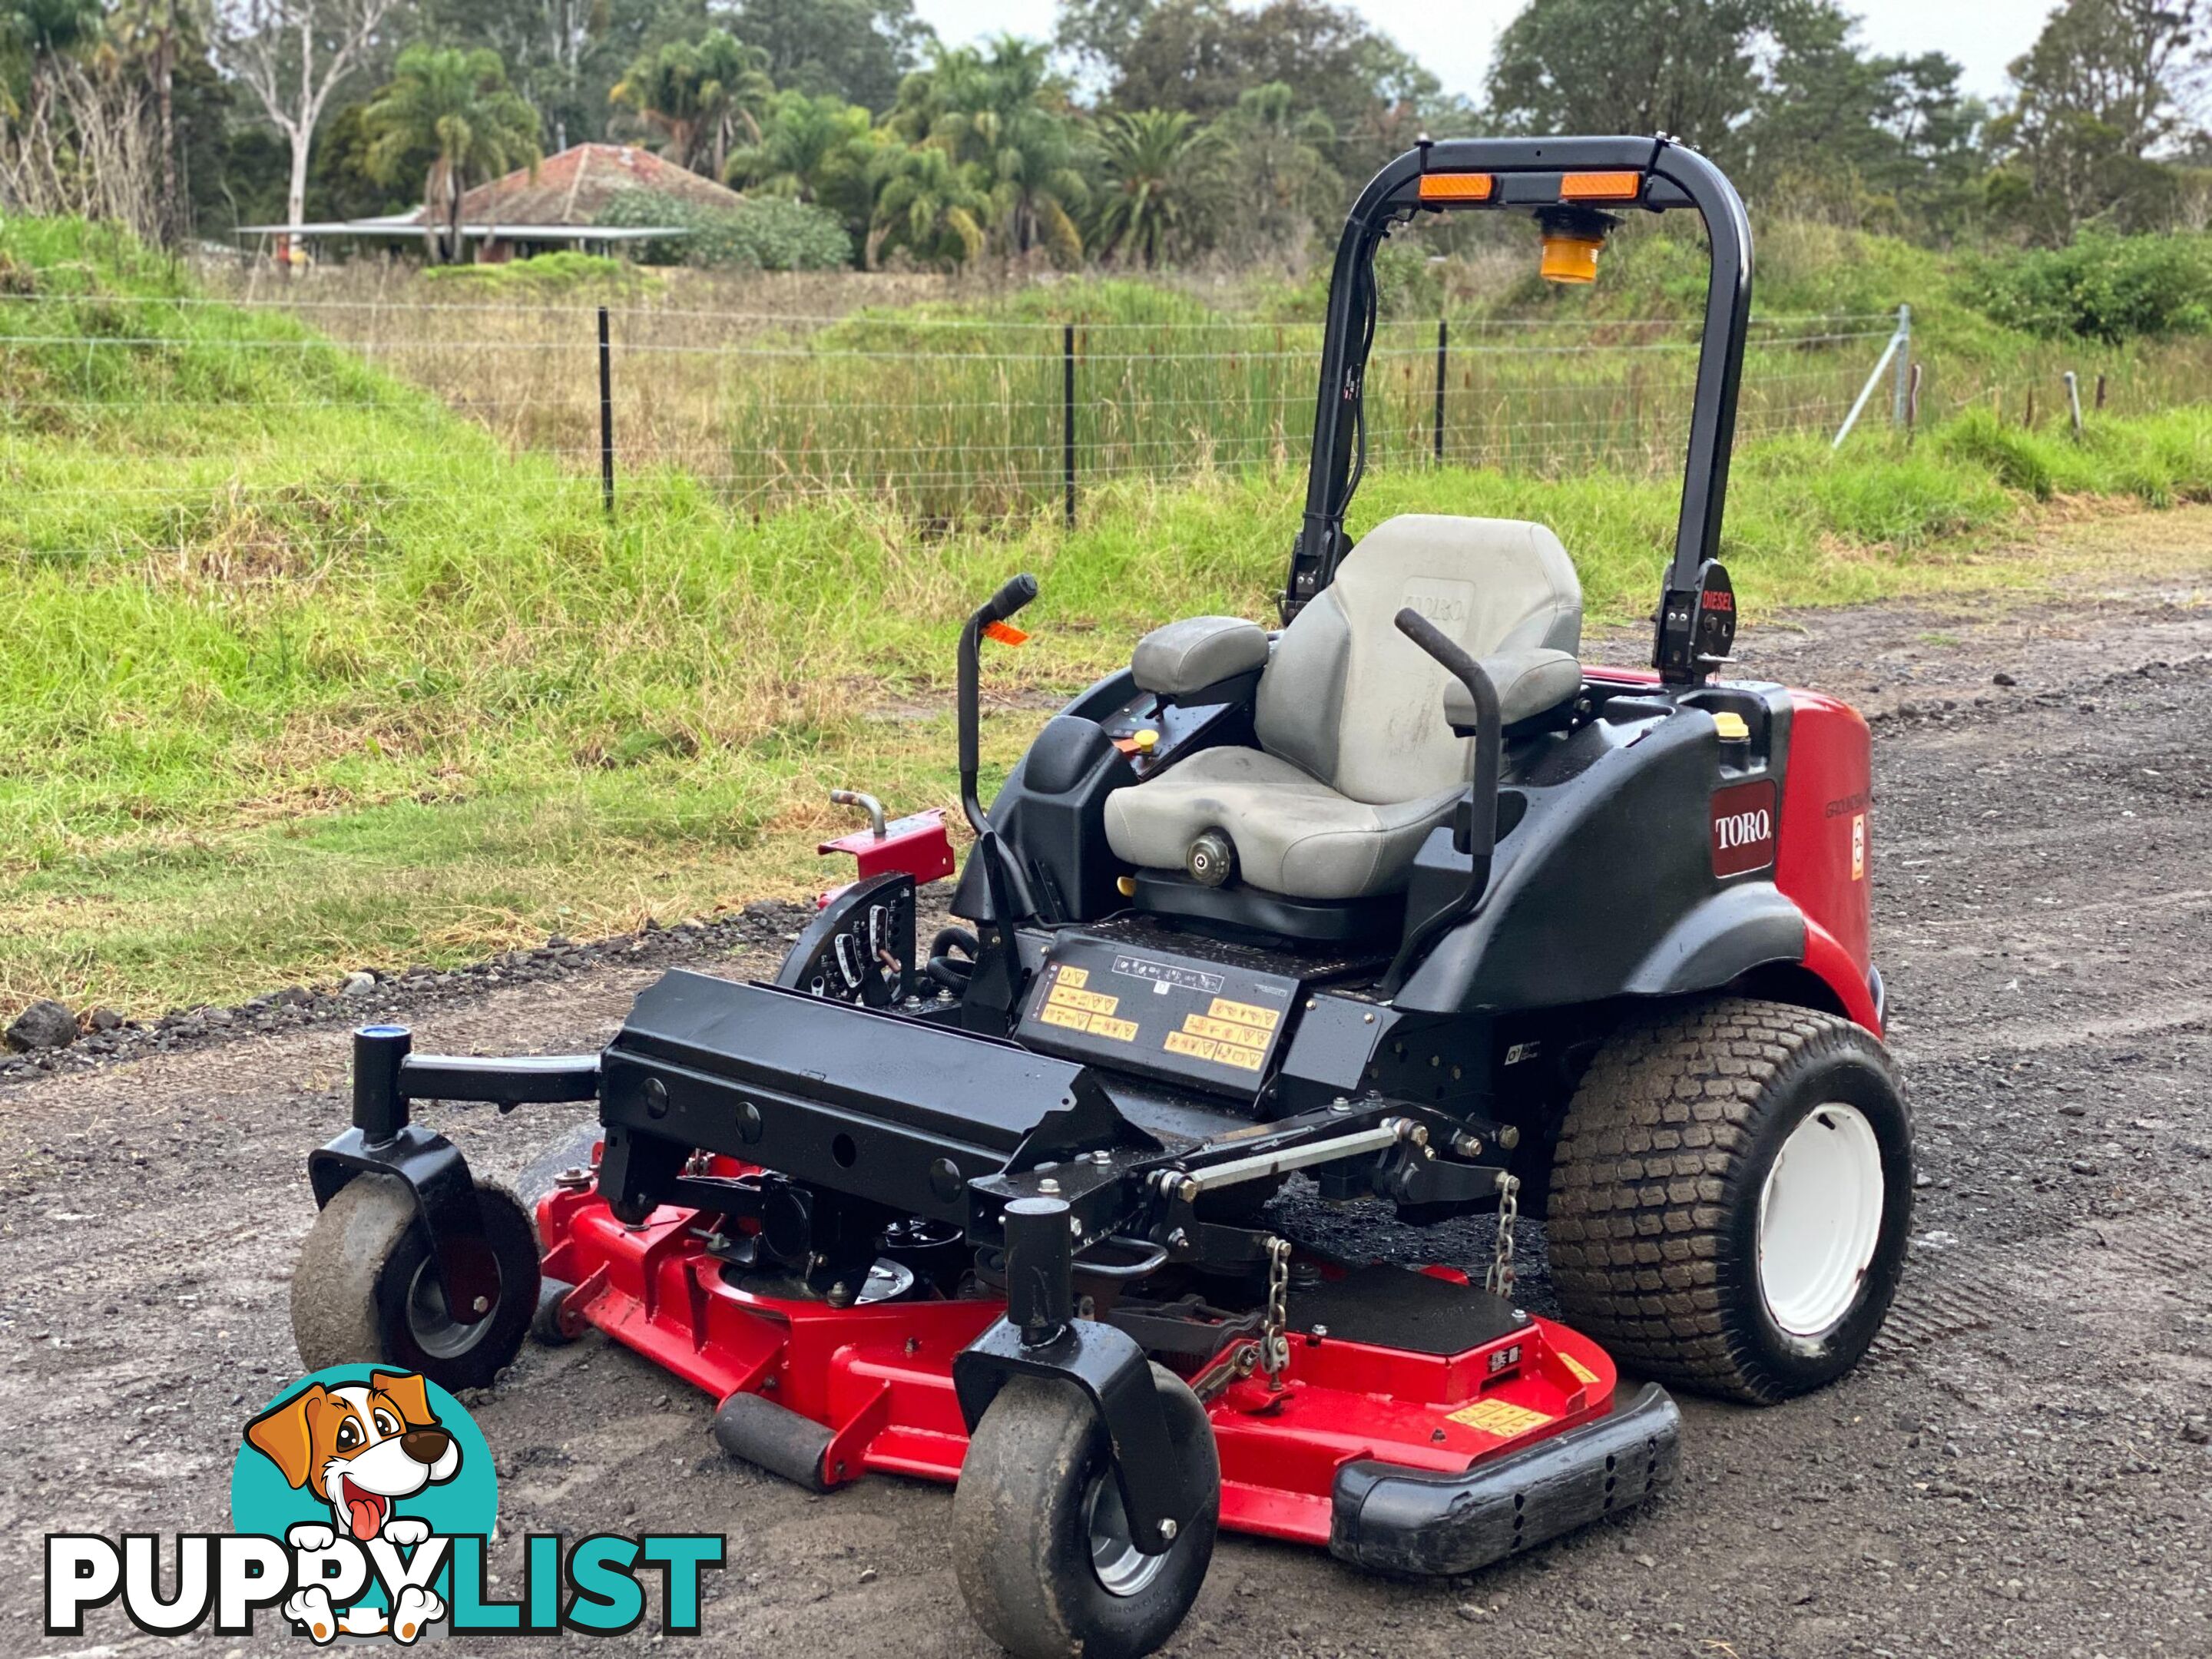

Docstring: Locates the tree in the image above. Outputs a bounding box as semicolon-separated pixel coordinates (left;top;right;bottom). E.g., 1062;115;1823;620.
1487;0;1780;166
107;0;195;243
1093;106;1217;267
1053;0;1151;91
725;87;870;200
213;0;399;247
412;0;701;151
711;0;932;112
1989;0;2208;239
611;26;773;177
1741;6;1981;231
1101;0;1438;170
1198;81;1339;263
867;140;988;267
902;37;1088;260
364;43;541;262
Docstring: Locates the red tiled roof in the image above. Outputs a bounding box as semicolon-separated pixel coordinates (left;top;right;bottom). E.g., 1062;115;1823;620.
441;143;745;226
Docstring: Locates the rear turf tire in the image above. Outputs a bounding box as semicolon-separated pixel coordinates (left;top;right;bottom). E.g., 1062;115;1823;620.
292;1174;540;1392
952;1363;1217;1659
1547;998;1912;1406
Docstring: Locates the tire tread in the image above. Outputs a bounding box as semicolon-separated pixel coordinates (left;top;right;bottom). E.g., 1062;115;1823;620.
1547;997;1904;1403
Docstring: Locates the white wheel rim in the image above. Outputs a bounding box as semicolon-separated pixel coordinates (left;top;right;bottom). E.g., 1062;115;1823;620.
1084;1470;1168;1598
1757;1101;1885;1338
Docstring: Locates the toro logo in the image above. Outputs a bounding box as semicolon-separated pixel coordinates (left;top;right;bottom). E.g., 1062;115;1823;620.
1710;780;1778;877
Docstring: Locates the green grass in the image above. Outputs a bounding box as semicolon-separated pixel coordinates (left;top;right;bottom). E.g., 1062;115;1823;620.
5;217;2212;1016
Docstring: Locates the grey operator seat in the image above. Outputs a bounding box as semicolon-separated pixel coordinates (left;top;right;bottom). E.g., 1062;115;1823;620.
1102;515;1583;902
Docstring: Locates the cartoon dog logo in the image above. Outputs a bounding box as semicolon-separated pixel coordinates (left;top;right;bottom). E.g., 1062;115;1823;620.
244;1372;459;1643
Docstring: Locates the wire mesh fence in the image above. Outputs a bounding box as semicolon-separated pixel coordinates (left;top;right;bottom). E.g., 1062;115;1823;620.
0;289;2193;539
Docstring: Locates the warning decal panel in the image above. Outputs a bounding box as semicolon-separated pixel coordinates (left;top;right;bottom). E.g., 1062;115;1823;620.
1446;1397;1555;1439
1015;938;1303;1099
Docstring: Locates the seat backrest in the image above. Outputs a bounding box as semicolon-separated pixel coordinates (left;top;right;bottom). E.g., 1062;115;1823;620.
1253;515;1581;804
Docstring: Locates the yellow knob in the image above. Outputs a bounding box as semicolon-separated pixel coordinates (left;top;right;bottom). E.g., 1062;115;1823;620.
1133;728;1160;752
1116;875;1137;897
1713;711;1750;740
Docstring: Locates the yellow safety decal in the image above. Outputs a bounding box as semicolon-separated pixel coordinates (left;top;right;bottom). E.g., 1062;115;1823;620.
1209;997;1280;1032
1165;1028;1267;1071
1560;1353;1600;1387
1181;1012;1273;1049
1055;965;1089;989
1089;1015;1139;1043
1164;1029;1217;1061
1038;1002;1090;1033
1048;983;1121;1016
1447;1398;1555;1439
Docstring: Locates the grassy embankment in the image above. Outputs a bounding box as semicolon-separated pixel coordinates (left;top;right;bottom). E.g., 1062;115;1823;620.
5;216;2212;1016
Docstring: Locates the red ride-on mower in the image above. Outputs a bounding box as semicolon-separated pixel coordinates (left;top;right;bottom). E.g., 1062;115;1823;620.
291;135;1910;1659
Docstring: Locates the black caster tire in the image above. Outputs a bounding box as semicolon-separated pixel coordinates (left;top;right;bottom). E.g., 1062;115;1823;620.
1548;997;1912;1405
952;1363;1217;1659
531;1276;578;1346
292;1174;541;1392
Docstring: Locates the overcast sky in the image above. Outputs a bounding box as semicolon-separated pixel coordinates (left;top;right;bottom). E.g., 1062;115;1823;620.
909;0;2061;104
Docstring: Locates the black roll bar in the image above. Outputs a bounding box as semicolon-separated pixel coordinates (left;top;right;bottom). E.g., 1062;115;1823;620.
1283;135;1753;685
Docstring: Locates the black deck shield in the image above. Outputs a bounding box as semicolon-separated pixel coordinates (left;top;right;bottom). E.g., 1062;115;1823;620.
597;972;1157;1224
1330;1382;1681;1576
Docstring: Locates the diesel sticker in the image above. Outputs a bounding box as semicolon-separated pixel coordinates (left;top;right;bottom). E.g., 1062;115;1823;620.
1710;779;1778;878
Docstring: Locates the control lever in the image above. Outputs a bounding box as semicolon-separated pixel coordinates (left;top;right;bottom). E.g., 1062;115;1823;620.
1382;608;1502;995
959;573;1038;836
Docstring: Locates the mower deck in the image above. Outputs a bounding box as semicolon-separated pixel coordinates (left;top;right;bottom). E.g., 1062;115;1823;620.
538;1174;1673;1562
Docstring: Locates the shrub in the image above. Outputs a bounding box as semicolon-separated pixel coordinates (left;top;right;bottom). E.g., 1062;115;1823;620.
420;252;659;298
1934;406;2056;498
592;190;852;271
1964;231;2212;343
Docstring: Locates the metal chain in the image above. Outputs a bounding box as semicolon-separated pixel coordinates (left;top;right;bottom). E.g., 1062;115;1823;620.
1260;1235;1292;1389
1485;1174;1521;1299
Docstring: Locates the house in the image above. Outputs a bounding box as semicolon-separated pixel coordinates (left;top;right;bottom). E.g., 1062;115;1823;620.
236;143;737;263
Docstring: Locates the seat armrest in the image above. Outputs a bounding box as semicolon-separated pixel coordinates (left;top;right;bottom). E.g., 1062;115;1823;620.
1445;647;1581;732
1132;616;1270;697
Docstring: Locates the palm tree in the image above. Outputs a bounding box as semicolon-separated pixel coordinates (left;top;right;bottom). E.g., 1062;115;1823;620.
724;90;871;204
611;29;773;180
1094;109;1219;270
925;38;1088;263
867;142;990;270
364;45;542;266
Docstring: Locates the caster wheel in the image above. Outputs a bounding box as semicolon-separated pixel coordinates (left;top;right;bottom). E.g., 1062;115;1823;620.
1549;997;1912;1404
952;1363;1217;1659
292;1174;541;1392
531;1276;578;1346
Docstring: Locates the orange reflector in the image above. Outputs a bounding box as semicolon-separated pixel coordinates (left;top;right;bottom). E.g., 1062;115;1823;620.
983;620;1029;646
1560;171;1642;202
1418;172;1495;203
1540;233;1604;285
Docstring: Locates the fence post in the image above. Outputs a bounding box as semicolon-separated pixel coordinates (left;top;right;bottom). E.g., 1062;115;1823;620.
1889;303;1911;429
1062;323;1076;530
1433;319;1448;464
2064;370;2084;439
1832;306;1910;449
2095;371;2108;411
1905;361;1922;445
598;305;614;517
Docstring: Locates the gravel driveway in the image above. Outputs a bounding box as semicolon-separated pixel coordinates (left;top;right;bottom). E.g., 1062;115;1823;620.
5;570;2210;1658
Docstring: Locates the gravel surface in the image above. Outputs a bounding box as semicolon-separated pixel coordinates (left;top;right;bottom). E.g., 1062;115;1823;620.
5;575;2210;1657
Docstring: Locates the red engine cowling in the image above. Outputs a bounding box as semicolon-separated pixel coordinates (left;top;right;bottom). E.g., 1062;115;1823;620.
1775;690;1878;1031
